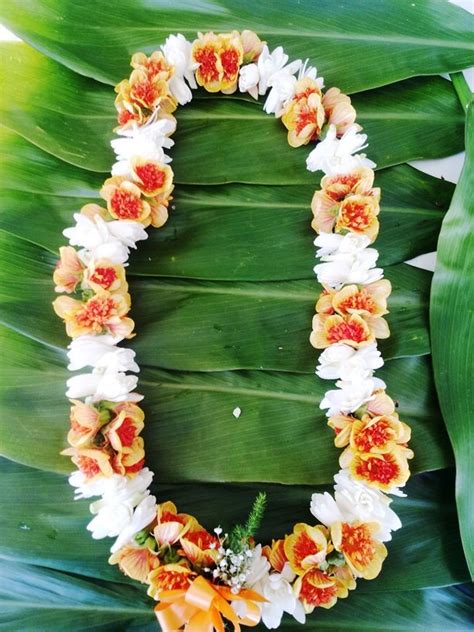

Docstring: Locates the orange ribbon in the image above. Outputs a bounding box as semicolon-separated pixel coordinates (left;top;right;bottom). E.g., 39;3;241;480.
154;575;266;632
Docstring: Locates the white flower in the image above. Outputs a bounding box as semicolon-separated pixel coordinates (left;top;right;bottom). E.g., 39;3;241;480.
111;117;176;177
310;491;345;526
238;63;260;99
316;343;383;381
63;214;147;265
245;545;271;586
71;466;152;503
65;370;142;403
314;232;370;258
161;33;198;104
297;58;323;88
67;334;138;371
320;376;386;416
110;495;157;552
68;470;110;499
314;242;383;289
306;124;376;175
333;470;402;541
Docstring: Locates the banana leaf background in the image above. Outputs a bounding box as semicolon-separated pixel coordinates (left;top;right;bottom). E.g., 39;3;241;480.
0;1;473;630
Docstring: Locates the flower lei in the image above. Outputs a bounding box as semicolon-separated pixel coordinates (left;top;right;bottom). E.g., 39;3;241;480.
52;30;414;630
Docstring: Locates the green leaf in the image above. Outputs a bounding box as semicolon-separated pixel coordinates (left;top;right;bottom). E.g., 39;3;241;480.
431;102;474;579
0;43;464;174
0;128;455;275
0;458;469;593
0;325;452;481
1;0;473;92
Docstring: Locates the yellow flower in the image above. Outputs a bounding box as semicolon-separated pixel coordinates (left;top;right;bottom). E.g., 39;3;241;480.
284;523;329;575
340;445;414;492
317;280;391;320
130;157;174;198
61;446;114;479
154;501;197;546
294;568;340;613
240;29;266;63
335;193;380;242
131;51;174;82
67;399;102;447
192;31;243;93
53;246;85;294
148;193;171;228
349;413;411;454
100;176;151;225
109;543;160;583
147;564;196;601
322;87;357;136
327;413;355;448
262;538;289;572
179;526;220;567
310;313;375;350
53;292;134;339
102;403;145;452
112;436;145;476
83;259;128;295
281;78;325;147
331;521;387;580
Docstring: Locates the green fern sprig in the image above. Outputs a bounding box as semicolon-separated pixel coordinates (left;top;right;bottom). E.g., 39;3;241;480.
228;492;267;552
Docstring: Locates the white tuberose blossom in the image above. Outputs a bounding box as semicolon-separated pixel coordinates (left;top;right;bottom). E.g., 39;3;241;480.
161;33;198;104
67;334;138;371
320;376;386;417
306;124;376;175
66;369;142;403
316;343;383;381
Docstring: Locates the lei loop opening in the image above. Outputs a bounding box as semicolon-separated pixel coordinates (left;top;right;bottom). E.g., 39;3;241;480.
52;30;414;630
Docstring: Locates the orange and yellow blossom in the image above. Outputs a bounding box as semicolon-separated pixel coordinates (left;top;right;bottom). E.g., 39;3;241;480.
111;436;146;476
336;194;380;242
179;525;220;567
240;29;265;63
281;78;325;147
294;568;351;613
102;403;145;452
192;31;243;93
341;445;414;492
148;193;171;228
284;523;329;575
331;521;387;580
154;501;197;546
52;292;134;339
109;543;160;583
130;157;174;198
262;538;289;572
310;313;376;350
100;176;151;225
67;399;103;447
54;246;85;294
316;280;392;319
61;446;115;479
322;87;356;136
131;51;174;82
350;413;411;455
147;564;196;600
83;259;128;295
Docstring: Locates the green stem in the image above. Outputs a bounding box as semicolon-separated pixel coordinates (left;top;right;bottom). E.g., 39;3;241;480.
449;72;472;112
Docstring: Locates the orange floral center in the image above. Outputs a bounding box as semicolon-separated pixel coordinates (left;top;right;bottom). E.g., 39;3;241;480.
131;79;159;108
135;163;166;194
111;188;143;219
294;532;321;565
77;455;101;478
89;266;118;290
340;199;372;231
296;107;318;137
153;568;193;591
338;290;376;314
300;570;337;606
220;48;240;79
195;46;219;82
115;417;137;447
185;530;219;550
355;453;400;485
354;419;391;452
340;523;375;565
118;110;139;127
327;321;368;344
76;296;115;328
146;58;168;79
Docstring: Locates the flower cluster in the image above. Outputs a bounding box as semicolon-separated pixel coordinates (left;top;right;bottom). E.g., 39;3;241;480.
51;29;412;631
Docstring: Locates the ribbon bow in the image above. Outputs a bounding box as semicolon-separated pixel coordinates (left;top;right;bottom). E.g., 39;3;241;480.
155;575;266;632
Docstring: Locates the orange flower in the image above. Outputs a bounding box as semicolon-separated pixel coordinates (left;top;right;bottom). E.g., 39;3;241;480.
341;445;414;491
240;29;265;63
83;260;128;295
53;292;134;339
281;78;325;147
131;51;174;82
67;399;103;447
317;280;391;319
322;87;356;136
328;413;356;448
310;313;374;349
129;157;174;198
179;526;220;567
100;176;151;225
109;543;160;583
294;569;339;612
61;446;114;479
320;168;376;201
350;413;411;455
284;523;329;575
103;403;145;452
336;194;380;242
154;501;197;546
331;521;387;580
192;31;243;93
147;564;196;600
53;246;85;293
262;538;288;572
112;436;146;476
114;67;176;123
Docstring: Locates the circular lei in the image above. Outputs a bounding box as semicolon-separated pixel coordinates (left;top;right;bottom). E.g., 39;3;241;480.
52;30;414;630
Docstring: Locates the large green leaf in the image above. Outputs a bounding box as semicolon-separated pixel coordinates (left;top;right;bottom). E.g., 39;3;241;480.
0;128;455;275
0;325;451;481
0;43;465;174
0;458;469;594
431;103;474;580
1;0;473;93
